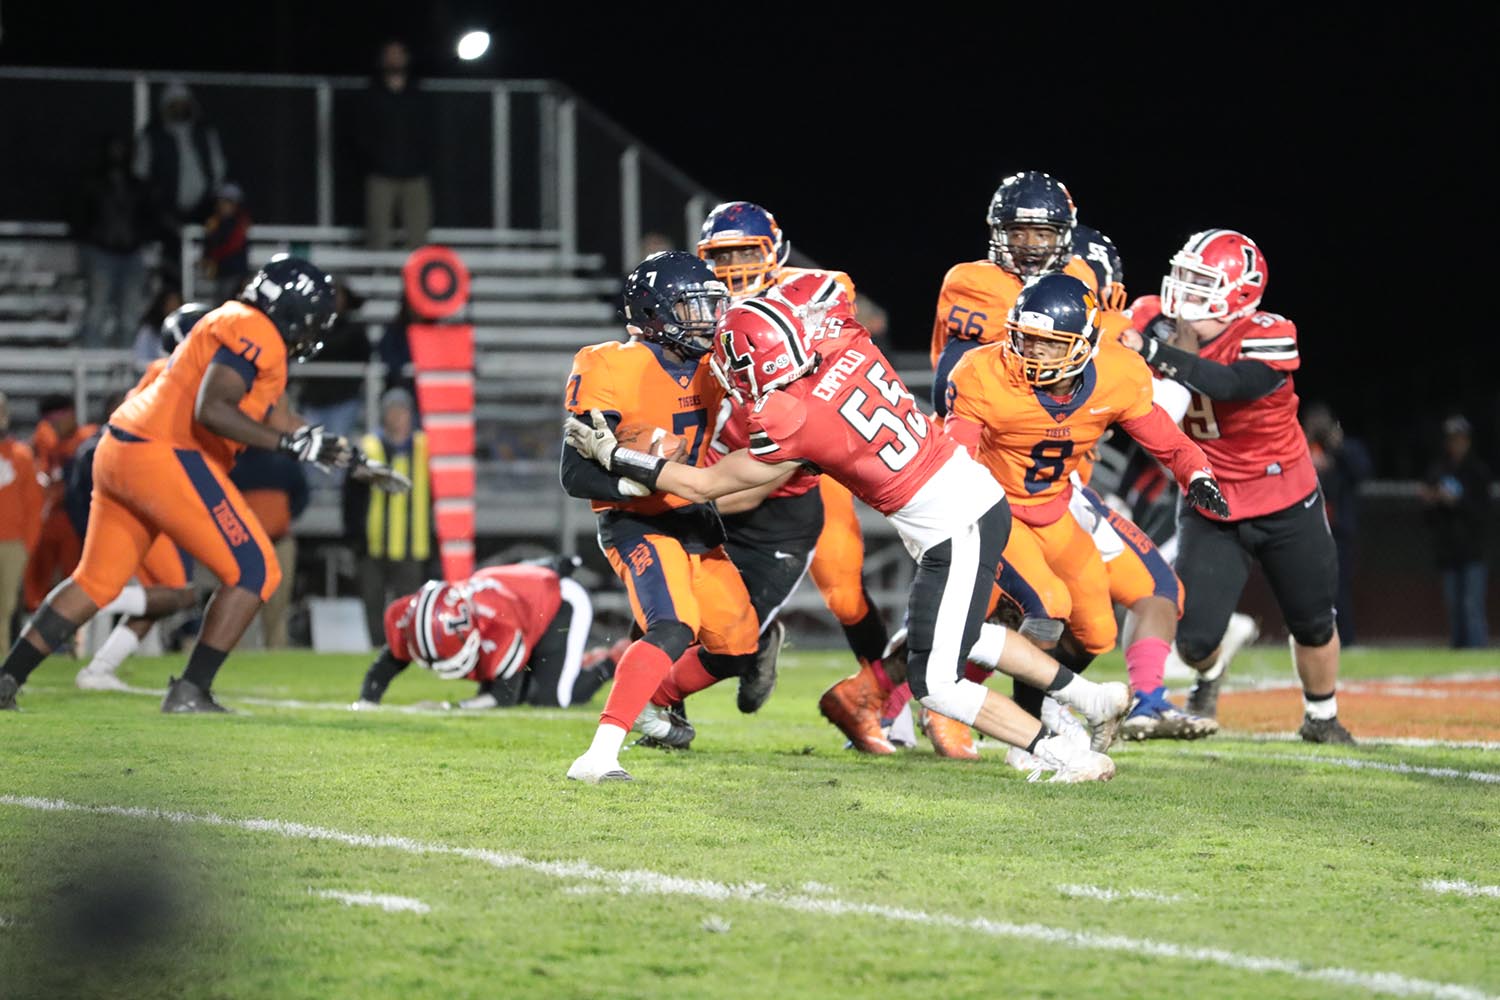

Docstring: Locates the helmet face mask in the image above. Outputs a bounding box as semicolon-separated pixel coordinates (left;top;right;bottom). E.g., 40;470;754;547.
407;581;481;681
1003;274;1101;387
696;202;789;299
622;251;730;359
1159;229;1267;322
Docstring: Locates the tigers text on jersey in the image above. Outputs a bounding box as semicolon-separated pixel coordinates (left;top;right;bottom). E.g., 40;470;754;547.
945;339;1156;526
565;338;724;516
929;256;1100;368
385;565;562;683
745;328;1001;557
111;301;288;472
1132;297;1313;520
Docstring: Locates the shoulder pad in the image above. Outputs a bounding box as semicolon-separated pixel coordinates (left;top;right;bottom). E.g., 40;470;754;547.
751;390;807;439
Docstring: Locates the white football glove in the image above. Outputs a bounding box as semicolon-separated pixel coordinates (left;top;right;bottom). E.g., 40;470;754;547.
564;409;620;468
280;424;353;469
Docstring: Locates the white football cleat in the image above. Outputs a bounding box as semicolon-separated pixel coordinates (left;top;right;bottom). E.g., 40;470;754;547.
566;753;633;784
1031;734;1116;783
1005;745;1044;773
1055;679;1130;752
1040;697;1091;749
75;667;129;692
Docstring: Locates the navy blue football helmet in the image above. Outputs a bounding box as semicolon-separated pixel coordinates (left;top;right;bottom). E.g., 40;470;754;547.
1072;224;1126;310
696;201;790;299
239;254;338;361
987;171;1077;278
159;301;215;355
621;251;731;359
1004;273;1101;387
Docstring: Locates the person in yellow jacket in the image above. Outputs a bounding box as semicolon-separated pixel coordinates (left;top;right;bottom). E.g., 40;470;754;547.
343;387;432;644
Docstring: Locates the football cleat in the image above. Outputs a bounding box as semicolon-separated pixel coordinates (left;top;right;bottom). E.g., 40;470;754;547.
632;702;695;750
1298;715;1356;745
160;676;231;714
1119;687;1217;741
1031;734;1116;783
920;707;979;760
1056;680;1130;753
1005;745;1043;773
818;664;896;755
1040;697;1091;750
0;672;18;710
566;754;633;783
738;619;783;714
1186;613;1260;718
75;667;130;692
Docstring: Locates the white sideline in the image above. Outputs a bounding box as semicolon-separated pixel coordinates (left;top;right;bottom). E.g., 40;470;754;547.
310;889;430;914
1056;884;1184;904
1192;751;1500;785
0;795;1492;1000
1423;880;1500;899
1226;733;1500;752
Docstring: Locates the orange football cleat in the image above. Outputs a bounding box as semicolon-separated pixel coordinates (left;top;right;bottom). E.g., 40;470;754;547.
920;707;979;760
818;665;895;755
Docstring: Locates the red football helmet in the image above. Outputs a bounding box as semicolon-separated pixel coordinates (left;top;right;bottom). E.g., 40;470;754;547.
1160;229;1267;321
710;297;815;403
764;271;853;330
405;580;481;680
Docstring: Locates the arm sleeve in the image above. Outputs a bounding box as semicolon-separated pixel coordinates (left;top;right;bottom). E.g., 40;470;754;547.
1142;341;1285;401
1117;405;1213;489
932;338;981;417
359;648;410;704
559;411;637;501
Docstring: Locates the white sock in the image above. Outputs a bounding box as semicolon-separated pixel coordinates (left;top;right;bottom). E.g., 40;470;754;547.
586;723;627;760
98;584;146;617
84;624;141;675
966;623;1008;669
1303;692;1337;720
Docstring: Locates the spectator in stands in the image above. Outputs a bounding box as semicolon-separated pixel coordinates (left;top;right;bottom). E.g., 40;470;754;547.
229;446;310;649
344;387;433;645
0;392;44;651
1422;415;1493;648
71;135;153;347
356;40;434;250
199;181;252;301
132;286;185;366
298;280;371;441
24;395;97;612
378;294;415;394
1303;402;1373;645
134;81;227;286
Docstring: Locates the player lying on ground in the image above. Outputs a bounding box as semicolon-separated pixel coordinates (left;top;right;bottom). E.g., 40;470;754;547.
352;560;627;710
569;296;1129;783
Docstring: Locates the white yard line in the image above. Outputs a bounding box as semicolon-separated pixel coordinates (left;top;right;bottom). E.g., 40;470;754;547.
0;795;1492;1000
1187;751;1500;785
33;684;581;720
1056;884;1184;903
1423;880;1500;899
1223;733;1500;751
309;889;430;914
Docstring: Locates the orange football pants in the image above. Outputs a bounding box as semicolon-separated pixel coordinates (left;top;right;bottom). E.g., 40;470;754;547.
1101;508;1184;613
999;511;1117;655
605;534;759;656
71;432;280;607
136;534;193;589
810;475;869;626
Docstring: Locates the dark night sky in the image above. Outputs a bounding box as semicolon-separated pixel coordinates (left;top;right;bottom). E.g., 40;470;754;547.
4;3;1494;474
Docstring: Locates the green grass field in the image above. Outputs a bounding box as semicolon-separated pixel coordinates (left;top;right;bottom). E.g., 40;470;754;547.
3;646;1497;1000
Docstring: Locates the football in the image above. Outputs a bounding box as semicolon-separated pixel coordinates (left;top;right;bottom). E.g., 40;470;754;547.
615;422;689;463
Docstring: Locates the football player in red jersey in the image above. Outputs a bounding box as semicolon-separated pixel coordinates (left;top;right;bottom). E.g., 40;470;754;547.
351;560;626;711
698;204;894;692
1121;230;1353;743
570;298;1131;783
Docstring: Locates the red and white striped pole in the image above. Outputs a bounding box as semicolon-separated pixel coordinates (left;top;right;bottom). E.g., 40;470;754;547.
402;246;475;582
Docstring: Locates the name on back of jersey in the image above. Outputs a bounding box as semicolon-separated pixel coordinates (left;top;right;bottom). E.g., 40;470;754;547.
811;348;868;401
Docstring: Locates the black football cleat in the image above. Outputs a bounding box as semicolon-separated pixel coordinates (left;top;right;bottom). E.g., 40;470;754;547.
737;619;784;714
160;676;232;714
0;672;19;711
1185;671;1221;719
1298;715;1355;745
632;702;695;749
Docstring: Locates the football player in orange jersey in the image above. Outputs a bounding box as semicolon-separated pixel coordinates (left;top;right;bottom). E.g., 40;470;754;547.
560;252;762;782
23;394;98;611
0;255;371;714
944;274;1231;761
697;202;894;698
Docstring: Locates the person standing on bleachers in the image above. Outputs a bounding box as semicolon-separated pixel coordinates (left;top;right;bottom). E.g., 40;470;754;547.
134;81;227;288
23;395;97;613
199;182;252;302
355;40;434;250
297;280;371;442
343;387;433;645
71;135;153;347
229;446;310;648
0;393;44;651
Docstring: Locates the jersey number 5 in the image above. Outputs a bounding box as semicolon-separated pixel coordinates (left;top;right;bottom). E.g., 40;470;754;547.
838;362;929;472
1184;393;1221;440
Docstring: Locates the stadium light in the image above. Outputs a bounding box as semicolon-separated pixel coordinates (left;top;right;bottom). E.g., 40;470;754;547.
456;30;491;61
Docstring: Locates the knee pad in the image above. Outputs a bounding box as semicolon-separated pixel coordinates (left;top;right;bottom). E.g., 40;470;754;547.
1019;616;1063;645
31;604;81;650
917;681;986;727
1289;611;1336;649
640;620;694;662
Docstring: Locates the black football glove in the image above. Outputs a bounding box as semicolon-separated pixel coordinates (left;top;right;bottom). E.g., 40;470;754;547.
278;424;352;469
1186;474;1231;519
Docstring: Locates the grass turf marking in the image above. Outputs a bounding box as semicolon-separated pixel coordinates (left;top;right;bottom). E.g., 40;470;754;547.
1;794;1493;1000
309;889;431;914
1191;750;1500;785
1422;880;1500;899
1056;884;1185;903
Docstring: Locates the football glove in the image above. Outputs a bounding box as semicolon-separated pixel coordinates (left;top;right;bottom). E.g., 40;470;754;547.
279;424;352;469
1186;473;1231;519
564;409;665;490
